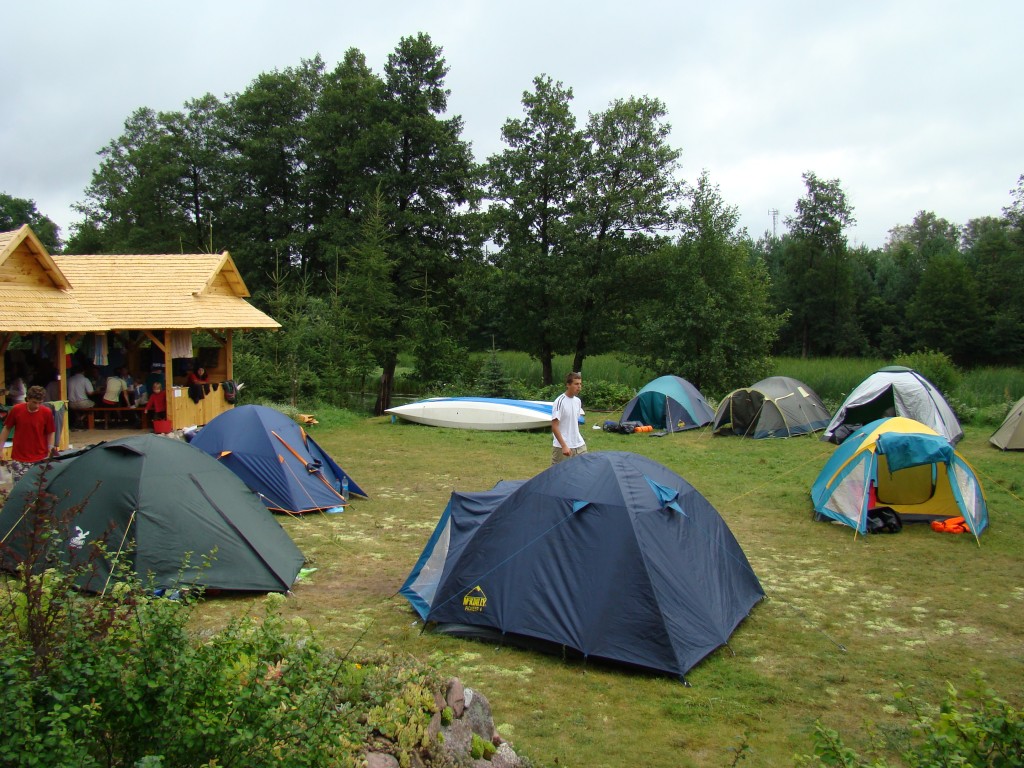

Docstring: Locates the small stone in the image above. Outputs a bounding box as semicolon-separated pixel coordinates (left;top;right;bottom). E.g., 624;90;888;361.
365;751;400;768
446;677;466;718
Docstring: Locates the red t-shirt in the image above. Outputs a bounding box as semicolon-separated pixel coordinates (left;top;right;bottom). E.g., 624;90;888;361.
4;403;55;462
144;390;167;413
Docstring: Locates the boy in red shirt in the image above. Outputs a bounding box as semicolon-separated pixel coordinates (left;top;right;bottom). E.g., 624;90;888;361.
142;380;167;422
0;385;57;481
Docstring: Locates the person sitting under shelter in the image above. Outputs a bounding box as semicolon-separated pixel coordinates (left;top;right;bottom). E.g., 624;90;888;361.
67;366;98;429
101;367;131;407
6;367;27;405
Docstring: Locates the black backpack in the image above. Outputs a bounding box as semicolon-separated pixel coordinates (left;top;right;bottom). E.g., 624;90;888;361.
222;380;238;404
867;507;902;534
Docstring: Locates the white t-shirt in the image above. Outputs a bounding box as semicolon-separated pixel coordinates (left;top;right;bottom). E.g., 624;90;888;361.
551;393;585;449
67;373;94;403
102;376;128;404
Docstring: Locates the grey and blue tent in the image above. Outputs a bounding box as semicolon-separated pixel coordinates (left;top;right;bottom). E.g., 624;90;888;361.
0;434;305;593
191;405;366;514
400;451;763;679
713;376;830;438
619;375;715;432
822;366;962;445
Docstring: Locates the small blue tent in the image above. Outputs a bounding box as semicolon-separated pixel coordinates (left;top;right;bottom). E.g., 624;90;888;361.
619;375;714;432
400;451;763;679
191;405;366;514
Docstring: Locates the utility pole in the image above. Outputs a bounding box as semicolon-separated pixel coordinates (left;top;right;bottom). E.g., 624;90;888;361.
768;208;779;239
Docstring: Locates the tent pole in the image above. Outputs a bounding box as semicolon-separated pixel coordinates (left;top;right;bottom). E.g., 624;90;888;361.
101;510;137;597
1;510;28;545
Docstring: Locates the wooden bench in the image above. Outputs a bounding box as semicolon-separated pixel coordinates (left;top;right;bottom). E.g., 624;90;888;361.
84;407;150;430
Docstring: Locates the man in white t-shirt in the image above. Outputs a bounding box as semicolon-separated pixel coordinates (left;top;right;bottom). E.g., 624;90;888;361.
67;367;97;429
551;371;587;464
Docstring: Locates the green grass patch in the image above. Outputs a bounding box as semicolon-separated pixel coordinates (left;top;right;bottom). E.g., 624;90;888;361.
186;409;1024;767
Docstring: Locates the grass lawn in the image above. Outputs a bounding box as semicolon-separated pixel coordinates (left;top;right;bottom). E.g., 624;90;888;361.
192;412;1024;767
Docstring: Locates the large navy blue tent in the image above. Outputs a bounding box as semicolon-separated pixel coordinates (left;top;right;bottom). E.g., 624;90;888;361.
400;451;763;679
191;405;367;514
619;375;714;432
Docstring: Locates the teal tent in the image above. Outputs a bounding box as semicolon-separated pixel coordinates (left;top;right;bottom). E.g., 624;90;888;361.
0;435;304;593
619;375;714;432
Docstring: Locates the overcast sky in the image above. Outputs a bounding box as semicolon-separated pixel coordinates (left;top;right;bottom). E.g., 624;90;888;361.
3;1;1022;249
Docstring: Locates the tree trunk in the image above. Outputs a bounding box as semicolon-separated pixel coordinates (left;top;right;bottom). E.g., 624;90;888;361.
572;299;593;375
571;349;586;378
374;358;396;416
540;343;554;386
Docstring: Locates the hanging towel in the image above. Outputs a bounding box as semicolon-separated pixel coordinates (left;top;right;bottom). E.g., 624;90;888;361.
170;331;194;359
92;334;109;366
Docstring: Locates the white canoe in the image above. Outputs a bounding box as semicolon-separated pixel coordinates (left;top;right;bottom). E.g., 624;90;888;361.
386;397;581;431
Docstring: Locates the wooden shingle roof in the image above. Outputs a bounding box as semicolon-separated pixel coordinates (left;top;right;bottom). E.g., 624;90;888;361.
0;225;98;332
53;252;279;331
0;226;279;333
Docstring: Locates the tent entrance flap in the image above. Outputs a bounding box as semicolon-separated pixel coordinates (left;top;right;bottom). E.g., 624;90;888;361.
875;456;936;505
845;386;896;425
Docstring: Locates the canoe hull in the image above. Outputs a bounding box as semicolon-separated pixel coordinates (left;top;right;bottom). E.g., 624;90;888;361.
385;397;557;431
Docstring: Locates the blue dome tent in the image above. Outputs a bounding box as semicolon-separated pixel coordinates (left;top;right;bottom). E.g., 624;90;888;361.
191;405;367;514
401;451;763;679
619;375;715;432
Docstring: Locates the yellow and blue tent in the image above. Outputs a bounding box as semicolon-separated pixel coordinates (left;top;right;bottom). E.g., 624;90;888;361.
811;416;987;538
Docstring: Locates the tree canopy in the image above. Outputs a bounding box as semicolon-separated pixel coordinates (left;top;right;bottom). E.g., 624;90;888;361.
8;38;1020;405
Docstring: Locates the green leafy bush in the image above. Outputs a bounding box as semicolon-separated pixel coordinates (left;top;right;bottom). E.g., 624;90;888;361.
797;681;1024;767
0;483;445;768
893;350;962;397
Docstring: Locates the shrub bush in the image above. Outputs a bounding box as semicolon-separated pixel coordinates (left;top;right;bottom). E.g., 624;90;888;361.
893;349;962;396
0;482;445;768
797;681;1024;767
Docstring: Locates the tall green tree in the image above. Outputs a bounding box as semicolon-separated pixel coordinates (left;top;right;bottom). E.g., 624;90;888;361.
779;171;857;357
484;74;585;385
567;96;684;374
163;94;230;252
72;107;190;253
336;188;401;398
0;193;61;251
303;48;389;275
68;96;230;255
906;252;982;365
219;58;325;280
887;210;961;262
623;171;783;395
368;33;475;413
968;214;1024;364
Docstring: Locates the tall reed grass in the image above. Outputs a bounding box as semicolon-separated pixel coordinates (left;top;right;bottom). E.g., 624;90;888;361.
396;352;1022;423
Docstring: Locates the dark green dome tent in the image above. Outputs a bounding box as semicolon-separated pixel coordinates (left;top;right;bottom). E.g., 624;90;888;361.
619;375;715;432
713;376;830;438
0;435;304;594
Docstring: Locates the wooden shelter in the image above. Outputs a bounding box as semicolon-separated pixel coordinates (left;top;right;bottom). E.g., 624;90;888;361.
0;225;279;451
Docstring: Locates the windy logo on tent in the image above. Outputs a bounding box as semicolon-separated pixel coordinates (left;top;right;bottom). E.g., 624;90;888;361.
462;586;487;612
